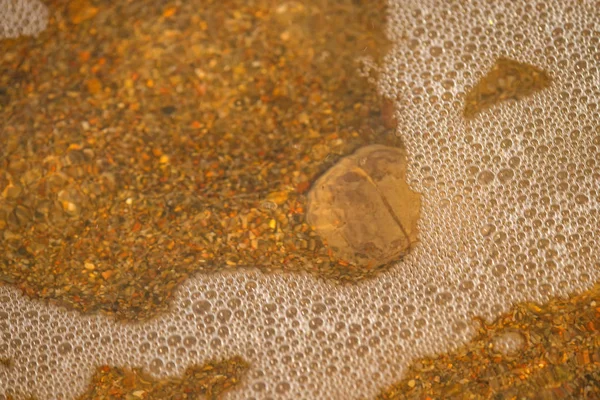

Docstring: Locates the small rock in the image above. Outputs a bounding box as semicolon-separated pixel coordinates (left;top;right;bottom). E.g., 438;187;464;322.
306;145;421;268
2;183;22;199
101;270;114;280
86;78;102;95
161;105;176;115
463;57;552;118
68;0;99;24
266;191;288;205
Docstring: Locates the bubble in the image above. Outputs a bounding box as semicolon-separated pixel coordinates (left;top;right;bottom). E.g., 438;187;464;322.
497;168;515;183
276;382;291;394
492;331;525;355
139;342;151;353
477;170;495;185
346;336;359;348
480;224;496;237
312;303;326;314
57;342;72;355
150;358;164;373
435;292;454;305
309;318;323;330
403;304;416;316
263;303;277;314
217;309;232;323
167;335;181;346
286;307;298;318
192;300;211;315
357;345;370;357
575;194;588;204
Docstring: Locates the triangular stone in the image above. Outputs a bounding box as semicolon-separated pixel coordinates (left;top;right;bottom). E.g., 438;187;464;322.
464;57;552;118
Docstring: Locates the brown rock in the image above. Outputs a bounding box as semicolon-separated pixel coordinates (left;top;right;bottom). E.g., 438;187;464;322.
68;0;99;24
463;57;552;118
86;78;102;95
306;144;421;268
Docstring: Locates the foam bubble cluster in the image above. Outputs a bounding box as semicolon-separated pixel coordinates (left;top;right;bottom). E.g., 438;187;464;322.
0;0;48;39
492;331;525;356
1;0;599;399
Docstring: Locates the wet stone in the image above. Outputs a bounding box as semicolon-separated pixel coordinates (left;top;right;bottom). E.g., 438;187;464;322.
463;57;552;118
63;150;86;166
13;205;32;225
2;183;22;200
161;105;177;115
306;144;421;268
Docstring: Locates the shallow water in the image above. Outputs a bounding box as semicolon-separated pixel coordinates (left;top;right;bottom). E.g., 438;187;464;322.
1;0;599;399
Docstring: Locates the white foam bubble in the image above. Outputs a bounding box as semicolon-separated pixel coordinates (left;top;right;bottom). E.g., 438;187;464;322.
0;0;48;39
